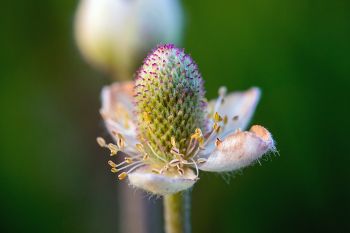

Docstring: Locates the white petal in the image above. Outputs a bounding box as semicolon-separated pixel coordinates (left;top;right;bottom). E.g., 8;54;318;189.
100;82;138;149
128;166;197;195
208;87;261;135
199;125;275;172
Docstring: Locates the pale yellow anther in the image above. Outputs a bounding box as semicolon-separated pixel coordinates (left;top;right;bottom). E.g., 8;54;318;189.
96;137;106;147
214;112;223;122
111;167;118;173
223;115;228;125
108;160;117;168
171;147;180;155
191;133;198;140
197;158;207;164
125;157;133;164
116;133;125;149
136;143;144;153
111;130;118;136
215;138;222;147
198;136;204;145
177;167;184;176
142;153;149;160
152;168;161;174
214;125;221;133
107;143;118;155
195;128;202;136
169;159;180;167
118;172;128;180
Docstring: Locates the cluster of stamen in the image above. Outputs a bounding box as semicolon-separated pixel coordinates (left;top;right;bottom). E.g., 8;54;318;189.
97;45;244;182
97;131;148;180
97;84;243;181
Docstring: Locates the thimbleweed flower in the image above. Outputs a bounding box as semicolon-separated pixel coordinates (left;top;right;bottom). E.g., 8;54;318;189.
75;0;183;80
97;44;275;195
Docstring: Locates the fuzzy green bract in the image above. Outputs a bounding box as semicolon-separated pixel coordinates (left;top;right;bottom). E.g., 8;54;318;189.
135;44;207;161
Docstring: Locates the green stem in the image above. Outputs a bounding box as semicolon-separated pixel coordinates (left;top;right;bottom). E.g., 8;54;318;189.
163;191;191;233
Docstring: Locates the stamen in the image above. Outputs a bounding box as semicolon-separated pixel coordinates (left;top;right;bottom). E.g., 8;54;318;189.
116;133;125;149
177;167;184;176
195;128;203;136
115;160;128;167
215;138;222;147
146;142;168;162
107;143;119;156
197;158;207;164
126;163;145;174
108;160;117;168
125;157;133;164
144;126;169;160
136;143;144;153
171;147;180;154
117;161;143;172
189;145;201;159
190;158;199;178
169;159;180;167
111;167;118;173
214;112;223;122
96;137;106;147
223;115;228;125
152;168;161;174
170;148;185;159
118;172;128;180
142;153;149;160
214;124;221;133
159;164;169;174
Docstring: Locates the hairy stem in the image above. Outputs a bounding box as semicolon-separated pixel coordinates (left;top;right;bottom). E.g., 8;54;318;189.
164;191;191;233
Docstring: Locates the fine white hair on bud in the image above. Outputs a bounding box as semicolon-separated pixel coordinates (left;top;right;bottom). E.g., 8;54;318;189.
75;0;184;79
128;166;197;195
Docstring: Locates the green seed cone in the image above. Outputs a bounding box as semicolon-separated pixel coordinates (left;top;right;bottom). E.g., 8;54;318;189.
135;44;207;161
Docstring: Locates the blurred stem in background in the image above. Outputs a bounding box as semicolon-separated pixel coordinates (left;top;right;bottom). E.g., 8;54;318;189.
74;0;185;232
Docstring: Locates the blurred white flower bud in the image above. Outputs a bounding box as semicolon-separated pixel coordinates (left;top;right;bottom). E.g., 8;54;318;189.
74;0;184;80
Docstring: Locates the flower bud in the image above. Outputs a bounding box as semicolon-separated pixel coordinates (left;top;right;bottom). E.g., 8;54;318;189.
135;44;207;161
74;0;184;80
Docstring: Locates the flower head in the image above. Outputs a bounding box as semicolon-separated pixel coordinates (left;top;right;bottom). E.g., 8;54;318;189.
98;44;275;195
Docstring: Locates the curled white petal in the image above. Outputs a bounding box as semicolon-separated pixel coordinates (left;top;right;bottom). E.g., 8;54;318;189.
128;166;197;195
199;125;275;172
100;82;138;150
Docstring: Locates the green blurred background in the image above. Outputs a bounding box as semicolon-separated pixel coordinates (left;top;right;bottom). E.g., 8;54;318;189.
1;0;349;233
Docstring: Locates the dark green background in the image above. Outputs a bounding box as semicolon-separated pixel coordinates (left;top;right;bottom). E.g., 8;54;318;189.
1;0;349;233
